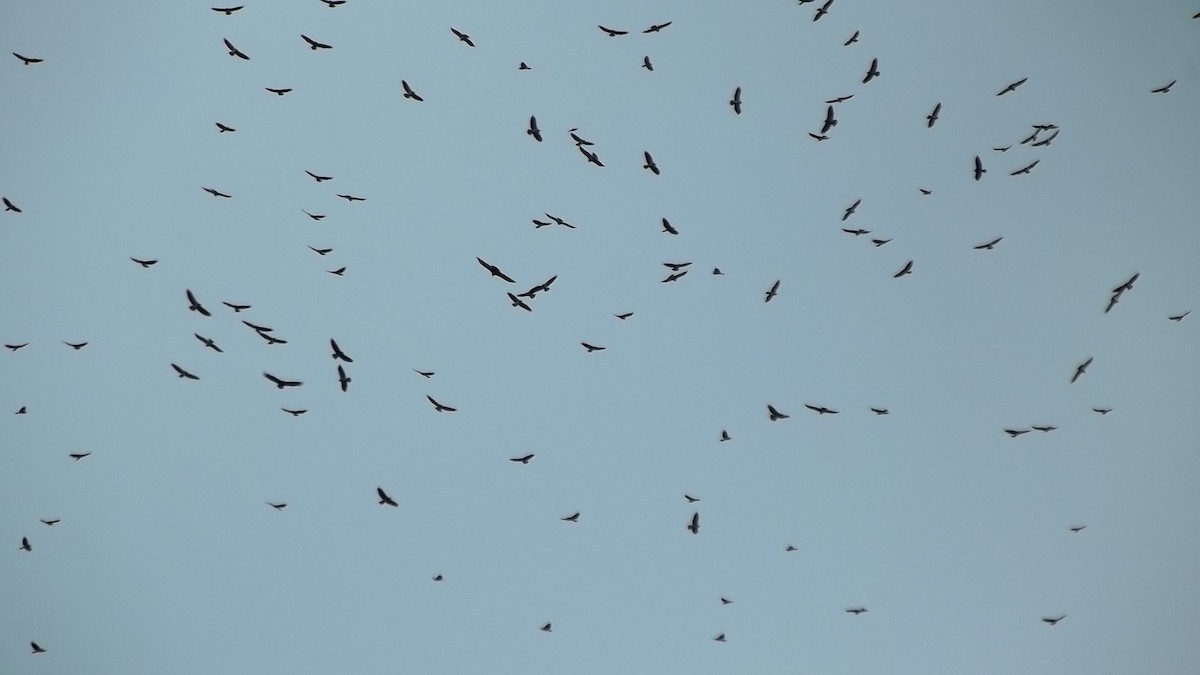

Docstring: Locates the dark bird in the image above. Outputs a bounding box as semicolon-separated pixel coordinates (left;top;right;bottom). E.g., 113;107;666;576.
1113;273;1139;294
1030;130;1059;147
532;219;552;228
730;86;743;114
6;343;29;350
519;62;530;70
69;453;90;460
281;408;306;416
993;145;1011;153
686;494;701;503
450;27;474;46
242;320;273;333
615;312;634;320
64;341;87;350
1020;129;1040;145
974;156;986;181
222;301;250;312
477;257;516;283
764;280;781;302
330;339;352;362
568;129;594;146
786;545;798;552
712;267;724;275
1032;425;1057;432
433;574;443;581
1071;357;1093;383
544;213;575;229
842;198;860;221
688;512;700;534
812;0;835;20
822;105;838;134
13;52;44;65
1010;160;1040;176
826;94;854;104
809;133;829;141
1151;80;1175;94
805;404;839;415
20;536;32;551
223;38;249;59
265;87;292;96
973;237;1003;250
643;151;660;175
541;623;553;632
598;25;628;36
426;395;456;412
919;188;932;195
844;30;859;46
661;218;679;235
194;334;222;352
215;122;236;133
862;57;880;83
527;116;542;142
131;258;157;267
846;608;868;615
16;406;27;414
661;270;689;283
997;77;1028;96
714;634;727;642
336;193;365;201
212;6;243;14
1042;615;1066;626
720;430;731;442
519;275;557;298
203;187;232;198
258;332;286;346
1069;525;1087;533
843;228;870;236
401;80;424;101
870;407;889;415
579;146;605;166
1169;311;1190;322
510;454;534;464
721;597;733;605
894;260;913;278
1005;428;1030;437
3;197;22;212
303;210;325;221
507;293;532;312
663;262;692;270
643;22;672;33
267;502;287;510
31;642;46;654
309;246;332;255
377;487;398;507
40;519;59;525
264;373;303;389
561;512;580;522
327;267;346;276
1092;407;1112;415
413;369;435;378
642;56;653;71
301;34;332;50
336;365;351;392
767;404;789;421
581;342;606;353
1104;292;1120;315
321;0;345;6
926;102;941;128
305;170;332;182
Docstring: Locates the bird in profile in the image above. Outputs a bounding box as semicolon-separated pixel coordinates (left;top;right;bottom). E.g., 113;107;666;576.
222;301;250;312
477;257;516;283
846;608;868;615
129;257;158;268
377;487;398;507
203;187;232;198
321;0;345;6
581;342;606;353
510;454;534;464
172;363;200;380
843;228;870;236
1070;357;1093;383
926;102;941;128
974;156;986;181
919;188;932;195
543;213;575;229
527;116;542;142
643;151;660;175
870;408;890;415
414;369;435;378
267;502;287;510
518;275;557;299
337;194;365;201
305;170;332;182
805;404;839;415
1004;428;1030;437
714;634;727;642
310;246;332;255
31;642;47;654
6;343;29;351
281;409;306;417
3;197;22;212
730;87;743;114
242;320;273;333
336;365;351;392
662;270;688;283
643;22;672;33
767;404;789;421
1032;425;1057;432
1069;525;1087;533
642;56;653;71
69;453;91;460
712;267;724;275
541;623;553;632
433;574;443;581
1030;130;1059;147
212;6;243;14
997;77;1028;96
814;0;834;21
327;267;346;276
785;545;798;552
685;494;701;503
826;94;853;104
64;341;88;350
721;597;733;605
1010;160;1040;176
223;38;249;59
822;105;838;134
1151;80;1175;94
598;25;628;36
40;519;59;525
16;406;27;414
687;512;699;534
303;210;325;221
568;129;594;146
862;57;880;83
426;395;456;412
809;133;829;141
844;30;859;46
507;293;532;312
973;237;1003;250
894;260;914;278
13;52;44;65
720;430;731;442
519;62;530;70
1112;273;1139;294
1042;615;1066;626
450;28;475;47
764;280;781;302
561;512;580;522
265;88;292;96
264;373;303;389
615;312;634;320
20;536;32;551
401;80;424;101
1092;407;1112;415
330;339;353;362
1168;311;1190;321
301;34;332;50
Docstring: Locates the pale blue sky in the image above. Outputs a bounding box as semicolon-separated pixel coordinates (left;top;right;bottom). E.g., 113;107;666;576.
3;1;1199;673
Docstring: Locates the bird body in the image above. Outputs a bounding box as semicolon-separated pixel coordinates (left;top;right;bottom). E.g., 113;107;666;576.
730;87;743;114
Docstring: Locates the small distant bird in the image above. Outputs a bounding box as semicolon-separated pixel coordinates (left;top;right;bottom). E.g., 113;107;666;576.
785;545;798;551
507;293;532;312
720;597;733;605
661;270;689;283
687;512;700;534
862;57;880;83
814;0;834;21
433;574;443;581
598;25;628;36
327;267;346;276
767;404;789;421
1032;425;1057;432
846;608;868;615
870;408;889;415
527;116;542;142
477;257;516;283
661;218;679;235
31;642;46;654
195;334;222;352
131;257;158;268
663;262;692;270
805;404;839;415
643;22;672;33
1151;80;1175;94
510;454;534;464
712;268;724;275
894;260;913;278
13;52;44;65
309;247;332;257
1020;129;1041;145
330;339;352;363
730;86;743;114
974;237;1003;250
321;0;346;5
203;187;232;198
685;494;700;503
301;34;332;50
568;129;594;146
843;228;870;236
426;395;456;412
214;122;235;135
336;365;351;392
64;341;87;350
720;430;731;442
809;133;829;141
714;634;727;642
172;363;200;380
305;170;333;182
994;145;1011;152
764;280;781;302
581;342;606;353
242;320;273;333
1112;273;1139;294
414;369;435;378
281;409;306;417
212;6;243;14
919;189;932;195
20;536;32;551
1042;615;1066;626
450;27;474;46
401;80;424;101
643;151;660;175
265;88;292;96
844;30;859;46
223;38;249;60
519;62;530;70
1069;525;1087;533
561;512;580;522
267;502;287;510
6;343;29;350
1030;130;1059;147
69;453;90;460
974;156;986;181
303;210;325;221
336;194;365;202
822;105;838;134
544;213;575;229
1092;407;1112;415
1010;160;1040;176
16;406;27;414
579;146;605;166
541;623;553;632
222;301;250;312
826;94;854;104
997;77;1028;96
1071;357;1092;383
1168;311;1190;321
616;312;634;320
1005;428;1030;437
377;487;398;507
842;198;860;221
3;197;22;212
519;276;558;299
642;56;653;71
926;102;941;128
264;372;303;389
40;519;58;525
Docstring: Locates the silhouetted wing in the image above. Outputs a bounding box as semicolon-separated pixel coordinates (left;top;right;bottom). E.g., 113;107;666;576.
598;25;628;36
171;363;199;380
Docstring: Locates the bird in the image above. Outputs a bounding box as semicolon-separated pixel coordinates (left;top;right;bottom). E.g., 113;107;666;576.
642;56;653;71
401;80;424;101
1030;130;1059;147
720;430;731;442
730;87;743;114
767;404;789;421
785;545;798;552
809;133;829;141
997;77;1028;95
1042;615;1066;626
894;260;914;278
301;34;332;50
544;213;575;229
309;246;332;255
919;189;932;195
764;280;781;302
1093;407;1112;415
510;454;534;464
1010;160;1040;176
507;293;533;312
1168;311;1190;321
327;267;346;276
242;320;273;334
305;170;333;182
805;404;839;415
40;519;59;525
477;257;516;283
822;106;838;134
973;237;1003;250
13;52;44;65
223;38;249;60
842;198;861;221
598;25;628;36
20;536;32;551
541;623;553;632
714;634;727;642
519;62;530;70
376;487;398;507
870;408;890;415
846;608;868;615
615;312;634;320
281;409;306;417
450;28;474;47
862;57;880;83
258;332;288;346
16;406;27;415
643;22;672;33
1019;129;1041;145
426;395;456;412
213;121;236;134
974;156;986;181
1032;425;1057;432
579;146;605;166
202;187;232;198
330;339;353;362
1104;293;1121;314
518;276;557;299
31;642;46;654
64;341;87;350
1004;428;1030;437
814;0;834;21
211;6;243;14
1071;357;1093;383
414;369;435;378
871;239;891;247
843;228;870;236
303;210;325;221
568;129;594;146
336;194;365;201
265;88;292;96
3;197;22;212
1069;525;1087;533
433;574;443;581
663;262;692;270
172;362;201;380
222;301;250;312
685;494;701;503
661;218;679;235
561;512;580;522
720;597;733;605
661;270;689;283
5;343;29;351
581;343;606;353
993;145;1011;152
527;116;542;142
687;512;700;534
267;502;287;510
825;94;854;104
69;453;90;461
926;102;941;128
643;151;660;175
1112;273;1139;294
336;365;351;392
130;257;157;268
263;373;303;389
1151;80;1175;94
712;267;724;275
843;30;859;46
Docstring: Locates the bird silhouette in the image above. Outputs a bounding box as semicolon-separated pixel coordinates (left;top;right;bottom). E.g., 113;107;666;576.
223;38;249;59
31;641;46;654
805;404;839;415
309;246;332;256
20;536;32;551
203;187;232;198
822;105;838;134
561;512;580;522
1069;525;1087;533
1071;357;1092;383
265;87;292;95
809;133;829;141
1005;428;1030;437
450;28;474;46
541;623;553;632
814;0;834;21
507;293;532;312
786;545;798;551
661;218;679;235
1168;311;1190;321
568;129;594;146
844;30;859;46
579;146;605;166
264;373;303;389
862;57;880;83
581;343;606;353
543;213;575;229
973;237;1003;250
267;502;287;510
662;270;689;283
826;94;854;104
305;170;332;182
721;597;733;605
1092;407;1112;415
222;301;250;312
433;574;443;581
730;86;743;114
64;341;87;350
172;363;200;380
764;280;781;302
598;25;628;36
997;77;1028;95
336;194;365;202
321;0;345;5
518;275;557;299
615;312;634;320
846;608;868;615
842;198;860;221
1010;160;1040;176
919;188;932;195
281;409;306;417
643;151;660;175
894;260;913;278
1031;425;1057;432
720;430;731;441
642;56;653;71
426;395;456;412
3;197;22;212
6;343;29;350
870;408;890;415
184;290;212;318
336;365;351;392
712;267;724;275
242;320;273;333
330;339;353;362
686;494;701;503
477;257;516;283
843;228;870;236
871;238;891;247
130;257;157;267
643;22;672;33
527;116;542;142
40;518;59;525
510;454;534;464
377;487;398;507
214;122;235;133
402;80;424;101
301;34;332;50
1151;80;1175;94
16;406;27;414
974;156;986;181
212;6;243;15
413;369;435;378
327;267;346;276
926;102;941;128
1112;273;1139;294
69;453;91;460
303;210;325;221
688;512;700;534
1042;615;1066;626
519;62;530;70
767;404;789;421
1030;130;1059;147
714;634;727;642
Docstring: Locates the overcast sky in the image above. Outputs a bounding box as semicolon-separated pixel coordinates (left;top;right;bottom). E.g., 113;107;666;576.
3;1;1199;673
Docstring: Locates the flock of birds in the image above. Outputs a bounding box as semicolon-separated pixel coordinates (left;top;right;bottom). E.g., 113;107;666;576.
5;1;1197;666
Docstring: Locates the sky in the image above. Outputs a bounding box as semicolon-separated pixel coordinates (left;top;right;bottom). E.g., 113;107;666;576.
2;1;1199;673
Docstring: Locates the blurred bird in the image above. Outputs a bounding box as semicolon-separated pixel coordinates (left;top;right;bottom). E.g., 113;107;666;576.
267;502;287;510
643;22;672;33
20;536;32;551
768;405;789;421
172;363;200;380
642;56;653;71
203;187;232;198
974;156;986;181
131;257;158;267
643;151;660;175
1004;428;1030;437
337;194;365;201
426;395;456;412
450;28;474;46
305;170;332;182
215;122;235;133
303;210;325;221
764;280;781;302
64;341;88;350
223;38;249;59
336;365;351;392
330;339;353;362
40;519;59;525
527;116;542;142
894;260;913;278
402;80;424;101
327;267;346;276
3;197;22;212
926;102;941;128
377;487;398;507
1069;525;1087;533
730;87;743;114
615;312;634;320
507;293;532;312
688;512;700;534
264;373;303;389
561;512;580;522
1071;357;1093;383
301;34;332;50
281;409;306;417
1168;311;1190;321
805;404;839;415
31;642;46;654
973;237;1003;250
541;623;553;632
846;608;868;615
599;26;628;36
13;52;44;64
997;77;1028;95
510;454;534;464
862;57;880;83
222;301;250;312
870;408;889;415
212;6;243;14
1151;80;1175;94
69;453;91;460
581;343;606;353
1042;615;1066;626
1010;160;1040;176
477;257;516;283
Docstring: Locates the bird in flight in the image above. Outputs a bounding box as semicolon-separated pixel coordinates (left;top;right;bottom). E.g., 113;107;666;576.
1112;273;1139;294
309;246;332;256
1004;428;1030;437
663;262;692;271
844;30;860;46
568;129;594;146
301;34;332;50
1168;310;1190;321
242;320;273;334
305;170;332;182
973;237;1003;250
12;52;44;65
1010;160;1040;176
402;80;424;101
212;6;243;14
507;293;532;312
1070;357;1093;383
643;22;672;33
5;343;29;351
561;512;580;522
264;373;303;389
186;290;211;316
510;454;534;464
686;494;701;503
321;0;345;6
518;276;557;299
661;218;679;235
871;238;891;247
661;270;688;283
477;257;516;283
843;228;869;236
764;280;781;302
63;341;87;350
1151;80;1175;94
786;545;798;552
377;487;398;507
223;38;249;60
1031;425;1057;433
1092;407;1112;415
414;369;435;378
926;102;941;128
862;57;880;83
993;145;1011;152
767;404;789;421
846;608;868;615
581;342;606;353
809;133;829;141
281;409;306;417
327;267;346;276
450;28;474;47
336;193;365;201
426;395;456;412
974;156;986;181
330;339;353;362
822;105;838;134
203;187;232;198
303;210;325;221
172;363;200;380
1042;615;1066;626
894;260;914;278
615;312;634;320
598;25;628;36
527;116;542;142
870;408;889;415
3;197;22;212
222;301;250;312
1030;130;1059;147
721;597;733;605
997;77;1028;96
643;151;660;175
519;62;530;70
842;198;860;221
826;94;853;104
336;365;351;392
40;519;59;526
805;404;839;415
69;452;91;461
1069;525;1087;533
541;623;553;632
267;502;287;510
714;634;727;642
579;146;605;166
543;213;575;229
16;406;27;414
730;87;743;114
687;512;700;534
31;642;47;654
20;536;32;551
642;56;653;71
814;0;834;21
131;257;157;267
720;430;731;442
265;87;293;96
